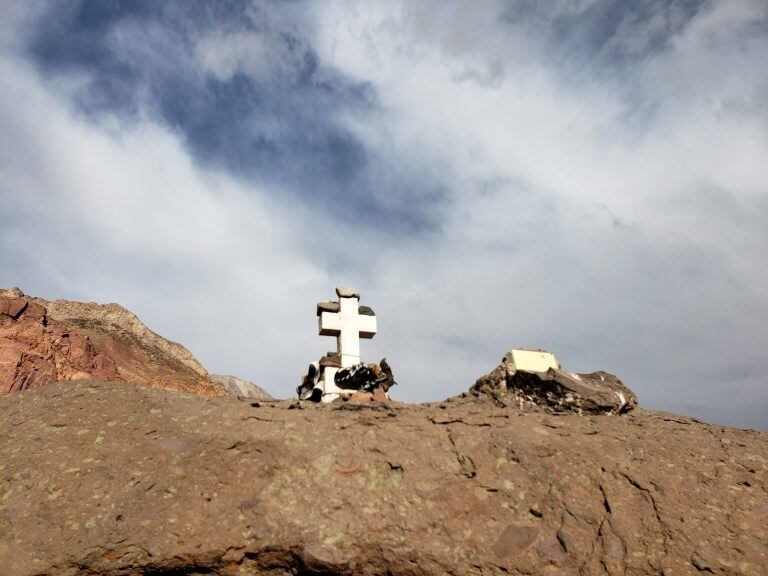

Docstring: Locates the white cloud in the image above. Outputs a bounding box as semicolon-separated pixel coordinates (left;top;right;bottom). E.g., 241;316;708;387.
1;0;767;428
0;54;335;388
311;0;768;426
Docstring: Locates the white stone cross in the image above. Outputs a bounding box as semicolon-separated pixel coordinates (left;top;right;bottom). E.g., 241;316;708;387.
318;287;377;368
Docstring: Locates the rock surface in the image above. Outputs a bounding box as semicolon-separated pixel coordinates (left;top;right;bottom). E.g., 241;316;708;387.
43;296;208;378
0;289;226;397
211;374;274;400
471;353;638;415
0;293;119;394
1;380;765;575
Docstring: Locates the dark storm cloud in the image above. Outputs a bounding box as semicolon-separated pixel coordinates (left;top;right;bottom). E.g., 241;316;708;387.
25;0;435;231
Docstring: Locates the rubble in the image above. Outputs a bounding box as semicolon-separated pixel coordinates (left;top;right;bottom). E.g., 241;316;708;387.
297;357;396;403
471;349;637;414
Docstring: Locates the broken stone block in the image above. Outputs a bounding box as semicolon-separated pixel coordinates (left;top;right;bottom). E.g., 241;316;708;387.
471;352;637;415
504;349;560;372
319;352;342;368
358;305;375;316
316;301;340;315
335;287;360;298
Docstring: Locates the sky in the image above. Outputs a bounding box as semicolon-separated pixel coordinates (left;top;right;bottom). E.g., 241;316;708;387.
1;0;766;429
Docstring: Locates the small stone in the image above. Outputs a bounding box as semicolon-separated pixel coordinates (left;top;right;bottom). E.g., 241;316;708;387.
491;523;539;558
691;551;717;572
335;287;360;298
347;391;374;404
316;301;340;315
358;305;375;316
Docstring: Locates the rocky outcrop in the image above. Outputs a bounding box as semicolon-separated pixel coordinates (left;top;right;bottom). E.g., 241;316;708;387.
471;352;638;414
211;373;273;400
0;289;225;397
42;297;208;377
0;293;118;394
1;380;765;576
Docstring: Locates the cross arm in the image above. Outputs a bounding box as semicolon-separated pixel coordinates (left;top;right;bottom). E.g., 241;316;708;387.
358;314;377;339
319;311;342;336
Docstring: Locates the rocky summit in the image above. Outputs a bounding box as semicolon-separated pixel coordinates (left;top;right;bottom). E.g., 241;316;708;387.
1;377;766;575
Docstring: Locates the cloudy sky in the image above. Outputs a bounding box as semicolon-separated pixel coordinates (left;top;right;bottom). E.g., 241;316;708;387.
1;0;766;429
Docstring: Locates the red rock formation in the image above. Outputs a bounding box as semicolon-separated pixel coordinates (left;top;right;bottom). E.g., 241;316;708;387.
0;294;118;394
0;289;225;397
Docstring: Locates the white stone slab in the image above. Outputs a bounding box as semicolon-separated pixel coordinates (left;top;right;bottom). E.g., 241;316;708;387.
506;349;560;373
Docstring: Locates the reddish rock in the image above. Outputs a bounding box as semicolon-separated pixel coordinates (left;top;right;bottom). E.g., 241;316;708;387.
0;289;226;397
0;294;119;394
6;298;28;319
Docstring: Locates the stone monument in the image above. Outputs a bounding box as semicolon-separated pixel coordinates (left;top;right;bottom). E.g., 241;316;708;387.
298;287;393;403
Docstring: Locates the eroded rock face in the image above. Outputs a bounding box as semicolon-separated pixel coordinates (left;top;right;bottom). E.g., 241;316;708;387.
1;380;765;576
211;374;273;400
43;297;208;378
471;352;638;414
0;289;224;397
0;294;119;394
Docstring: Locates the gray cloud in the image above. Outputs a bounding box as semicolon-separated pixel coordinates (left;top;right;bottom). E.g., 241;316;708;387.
22;0;439;230
1;0;767;429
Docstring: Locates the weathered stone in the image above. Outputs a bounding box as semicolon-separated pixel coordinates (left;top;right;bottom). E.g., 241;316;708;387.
1;380;765;576
44;296;208;377
470;353;637;414
6;298;28;319
210;374;273;400
358;305;375;316
346;391;375;404
335;286;360;298
316;300;340;315
504;348;560;372
0;294;119;394
319;352;342;368
491;522;539;558
0;289;248;398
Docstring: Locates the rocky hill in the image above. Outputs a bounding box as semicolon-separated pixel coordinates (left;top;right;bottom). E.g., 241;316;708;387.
211;373;273;400
1;375;765;575
0;288;268;399
1;290;765;575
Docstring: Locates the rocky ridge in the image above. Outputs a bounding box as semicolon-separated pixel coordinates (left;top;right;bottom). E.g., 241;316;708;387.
0;288;262;398
1;378;765;576
211;374;273;400
42;296;208;378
